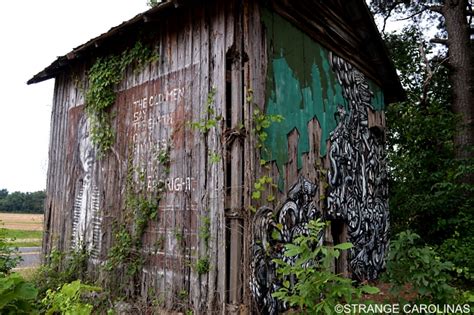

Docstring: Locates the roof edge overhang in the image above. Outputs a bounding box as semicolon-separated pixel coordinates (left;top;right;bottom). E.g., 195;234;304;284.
28;0;405;104
27;0;178;85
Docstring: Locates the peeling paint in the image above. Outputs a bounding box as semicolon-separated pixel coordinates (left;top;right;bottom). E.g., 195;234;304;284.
261;9;385;183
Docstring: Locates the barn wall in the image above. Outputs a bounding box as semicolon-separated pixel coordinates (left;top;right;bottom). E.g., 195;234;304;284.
42;1;391;314
249;7;389;314
43;1;245;313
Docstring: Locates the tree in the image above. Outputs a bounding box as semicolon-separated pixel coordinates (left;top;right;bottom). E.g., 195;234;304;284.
0;189;8;200
369;2;474;286
371;0;473;170
0;189;45;213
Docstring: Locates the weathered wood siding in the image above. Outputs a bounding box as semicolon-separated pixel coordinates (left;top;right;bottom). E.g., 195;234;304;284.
42;1;392;314
248;4;389;314
43;1;251;313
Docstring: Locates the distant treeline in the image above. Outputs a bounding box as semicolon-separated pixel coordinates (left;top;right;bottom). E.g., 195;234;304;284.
0;189;45;213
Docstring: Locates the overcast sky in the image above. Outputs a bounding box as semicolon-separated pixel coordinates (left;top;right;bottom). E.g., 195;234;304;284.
0;0;149;192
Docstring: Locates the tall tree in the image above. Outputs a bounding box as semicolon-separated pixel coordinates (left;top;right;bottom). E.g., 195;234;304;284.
370;1;474;286
371;0;473;168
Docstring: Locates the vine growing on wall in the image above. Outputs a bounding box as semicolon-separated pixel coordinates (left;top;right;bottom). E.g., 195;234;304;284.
85;41;158;155
246;88;283;212
190;87;220;134
105;144;170;297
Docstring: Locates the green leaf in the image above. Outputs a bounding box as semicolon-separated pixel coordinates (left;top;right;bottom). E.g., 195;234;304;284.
361;285;380;294
334;242;353;250
284;244;302;257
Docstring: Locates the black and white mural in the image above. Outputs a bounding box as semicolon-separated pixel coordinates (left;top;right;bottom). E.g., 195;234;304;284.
71;116;103;261
327;52;389;281
250;52;389;313
250;177;322;315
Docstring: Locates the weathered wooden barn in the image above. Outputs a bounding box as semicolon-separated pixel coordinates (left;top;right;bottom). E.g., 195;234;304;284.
29;0;403;313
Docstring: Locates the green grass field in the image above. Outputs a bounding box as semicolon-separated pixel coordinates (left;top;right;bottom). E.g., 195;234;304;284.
1;229;42;247
0;212;43;247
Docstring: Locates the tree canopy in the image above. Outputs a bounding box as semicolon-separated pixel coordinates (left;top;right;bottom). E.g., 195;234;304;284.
0;189;45;213
368;0;474;288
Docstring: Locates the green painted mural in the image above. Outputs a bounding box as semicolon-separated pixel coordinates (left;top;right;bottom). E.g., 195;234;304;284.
261;9;385;176
251;9;391;315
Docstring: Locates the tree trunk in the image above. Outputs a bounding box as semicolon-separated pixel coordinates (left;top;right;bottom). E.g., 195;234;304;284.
443;0;474;163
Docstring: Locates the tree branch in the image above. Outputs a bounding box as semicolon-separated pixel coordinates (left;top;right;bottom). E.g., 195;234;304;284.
430;38;449;45
393;7;429;21
428;5;444;14
419;44;433;108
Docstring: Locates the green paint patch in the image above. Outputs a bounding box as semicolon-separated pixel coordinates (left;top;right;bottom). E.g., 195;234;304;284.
261;8;385;188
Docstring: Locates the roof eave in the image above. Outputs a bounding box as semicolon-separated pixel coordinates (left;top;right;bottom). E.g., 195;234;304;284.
27;0;177;85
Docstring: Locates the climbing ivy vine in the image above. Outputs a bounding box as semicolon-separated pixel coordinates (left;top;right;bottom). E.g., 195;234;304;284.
246;88;283;212
85;41;158;155
105;144;170;296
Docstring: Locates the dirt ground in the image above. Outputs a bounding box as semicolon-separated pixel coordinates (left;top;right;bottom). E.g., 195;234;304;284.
0;213;43;231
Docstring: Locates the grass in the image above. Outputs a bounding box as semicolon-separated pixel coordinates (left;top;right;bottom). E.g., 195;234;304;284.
0;213;43;231
10;240;42;247
1;229;43;247
12;267;39;281
2;229;42;239
0;212;44;247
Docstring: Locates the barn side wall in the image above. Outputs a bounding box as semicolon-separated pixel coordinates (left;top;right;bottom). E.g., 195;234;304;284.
42;1;391;314
248;6;389;314
42;1;246;313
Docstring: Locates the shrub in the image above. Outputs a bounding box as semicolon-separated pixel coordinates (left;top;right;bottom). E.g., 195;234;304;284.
272;219;379;314
41;279;101;315
384;230;456;303
0;273;39;314
33;248;89;300
0;227;21;275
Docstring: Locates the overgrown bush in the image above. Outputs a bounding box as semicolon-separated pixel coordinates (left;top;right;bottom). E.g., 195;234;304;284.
41;279;101;315
384;230;469;304
33;248;89;300
0;227;21;275
0;273;38;314
272;220;379;314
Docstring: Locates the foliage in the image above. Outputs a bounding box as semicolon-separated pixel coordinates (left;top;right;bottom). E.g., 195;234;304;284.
384;231;456;303
198;215;211;248
383;26;474;287
252;107;283;150
190;87;220;134
0;227;21;276
0;189;45;213
41;280;101;315
251;175;276;205
85;41;158;155
105;225;135;273
0;273;38;315
33;249;89;301
272;220;379;314
195;258;209;276
146;0;161;8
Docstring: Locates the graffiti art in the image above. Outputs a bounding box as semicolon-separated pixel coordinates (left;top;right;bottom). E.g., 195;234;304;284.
71;116;103;260
250;176;321;315
327;52;389;281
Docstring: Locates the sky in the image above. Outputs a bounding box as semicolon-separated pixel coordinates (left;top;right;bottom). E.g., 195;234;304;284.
0;0;149;192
